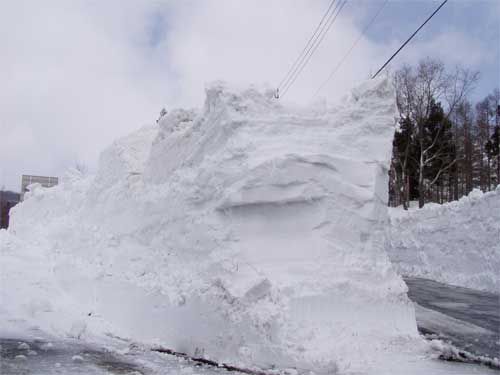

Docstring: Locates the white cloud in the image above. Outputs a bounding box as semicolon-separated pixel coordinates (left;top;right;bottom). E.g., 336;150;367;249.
0;0;494;190
398;30;493;69
0;0;171;189
163;0;385;105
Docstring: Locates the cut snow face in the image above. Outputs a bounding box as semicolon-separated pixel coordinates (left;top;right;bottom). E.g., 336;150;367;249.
3;77;420;373
388;187;500;293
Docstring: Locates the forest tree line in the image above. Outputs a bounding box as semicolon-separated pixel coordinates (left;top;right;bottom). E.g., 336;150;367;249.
389;58;500;209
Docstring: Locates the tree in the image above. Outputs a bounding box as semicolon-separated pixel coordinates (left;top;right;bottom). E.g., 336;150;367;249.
392;116;416;209
475;98;491;190
488;90;500;185
489;124;500;186
422;100;455;203
454;101;475;195
393;58;479;207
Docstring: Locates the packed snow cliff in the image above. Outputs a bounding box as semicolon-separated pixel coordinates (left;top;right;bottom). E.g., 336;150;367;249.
388;187;500;293
1;78;423;373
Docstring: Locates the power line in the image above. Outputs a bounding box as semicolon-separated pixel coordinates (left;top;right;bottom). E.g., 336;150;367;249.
313;0;388;98
372;0;448;79
281;0;347;98
277;0;338;91
279;0;343;96
281;0;348;99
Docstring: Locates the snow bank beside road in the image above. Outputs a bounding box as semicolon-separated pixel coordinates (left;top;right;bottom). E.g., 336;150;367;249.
2;78;422;373
388;187;500;293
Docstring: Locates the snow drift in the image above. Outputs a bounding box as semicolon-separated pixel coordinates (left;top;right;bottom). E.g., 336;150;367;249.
388;188;500;293
2;78;420;372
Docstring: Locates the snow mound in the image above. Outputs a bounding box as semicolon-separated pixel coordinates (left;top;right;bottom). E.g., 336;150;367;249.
4;78;419;372
388;187;500;293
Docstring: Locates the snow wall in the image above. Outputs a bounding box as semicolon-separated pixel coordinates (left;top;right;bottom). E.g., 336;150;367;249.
3;77;419;372
388;187;500;293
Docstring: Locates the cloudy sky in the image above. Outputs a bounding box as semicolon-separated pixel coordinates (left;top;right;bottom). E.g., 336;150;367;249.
1;0;499;191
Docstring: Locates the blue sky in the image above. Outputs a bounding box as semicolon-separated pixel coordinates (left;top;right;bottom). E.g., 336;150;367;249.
1;0;499;191
351;0;499;100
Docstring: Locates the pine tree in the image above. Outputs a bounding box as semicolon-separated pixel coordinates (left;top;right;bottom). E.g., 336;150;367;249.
490;125;500;186
392;116;416;208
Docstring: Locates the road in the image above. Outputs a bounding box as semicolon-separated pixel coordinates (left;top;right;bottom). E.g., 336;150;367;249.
405;276;500;360
0;332;227;375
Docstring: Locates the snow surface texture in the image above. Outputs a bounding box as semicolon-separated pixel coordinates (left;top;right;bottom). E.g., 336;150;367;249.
2;78;422;373
388;187;500;293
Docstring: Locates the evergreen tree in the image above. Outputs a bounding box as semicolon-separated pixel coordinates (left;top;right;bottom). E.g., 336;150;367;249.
490;125;500;185
392;116;416;208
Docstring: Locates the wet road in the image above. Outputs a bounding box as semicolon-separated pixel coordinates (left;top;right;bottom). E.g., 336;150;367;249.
0;336;142;375
405;277;500;360
0;333;227;375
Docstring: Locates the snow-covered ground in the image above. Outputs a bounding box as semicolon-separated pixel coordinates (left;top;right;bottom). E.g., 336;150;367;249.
388;188;500;293
0;77;497;374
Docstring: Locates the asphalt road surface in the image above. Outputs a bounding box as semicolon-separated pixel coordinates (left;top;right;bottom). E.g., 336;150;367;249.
405;276;500;360
0;333;227;375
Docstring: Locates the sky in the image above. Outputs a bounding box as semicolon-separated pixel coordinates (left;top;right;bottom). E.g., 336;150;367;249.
1;0;499;191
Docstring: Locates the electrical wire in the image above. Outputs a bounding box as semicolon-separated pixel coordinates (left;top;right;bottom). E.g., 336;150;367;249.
372;0;448;79
280;0;348;99
277;0;339;91
313;0;388;98
279;0;344;96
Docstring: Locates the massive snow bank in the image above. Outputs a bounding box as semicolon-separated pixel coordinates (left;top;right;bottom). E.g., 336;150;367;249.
388;188;500;293
3;78;420;372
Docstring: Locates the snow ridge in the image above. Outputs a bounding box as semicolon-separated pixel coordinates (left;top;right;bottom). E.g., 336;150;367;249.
388;187;500;293
3;78;421;373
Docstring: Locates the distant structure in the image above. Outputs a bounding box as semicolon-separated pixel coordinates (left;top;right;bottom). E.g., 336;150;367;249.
0;190;20;229
21;175;59;201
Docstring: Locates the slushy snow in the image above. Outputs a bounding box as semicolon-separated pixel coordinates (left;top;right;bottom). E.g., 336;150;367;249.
2;77;487;374
388;187;500;293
